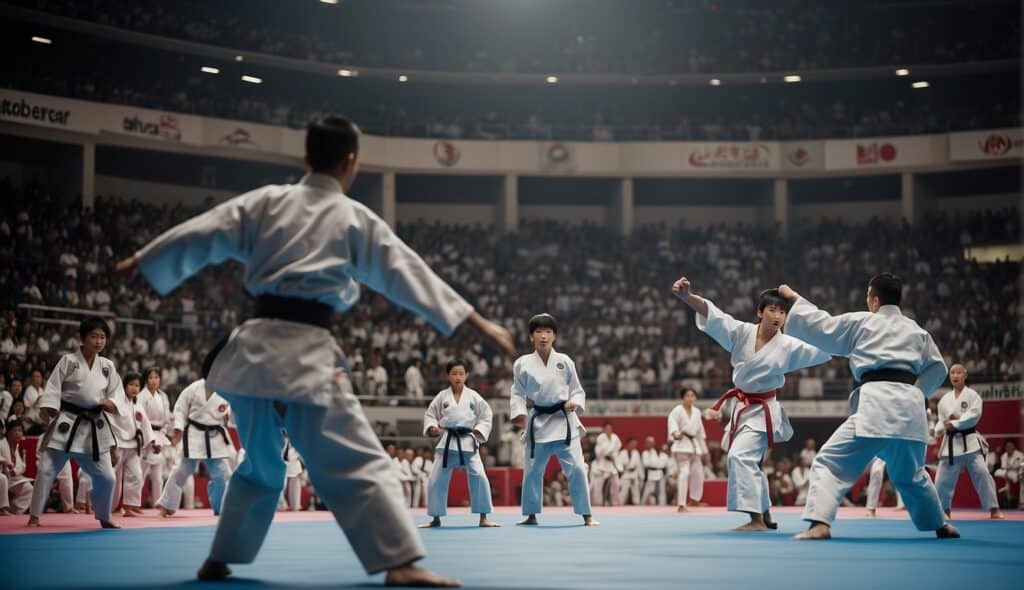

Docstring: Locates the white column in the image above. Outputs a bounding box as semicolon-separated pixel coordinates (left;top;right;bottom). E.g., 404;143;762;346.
499;174;519;234
773;178;789;238
900;172;917;225
82;142;95;210
381;172;397;228
615;178;635;238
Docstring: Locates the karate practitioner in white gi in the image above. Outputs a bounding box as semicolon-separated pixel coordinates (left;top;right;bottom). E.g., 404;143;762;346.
934;364;1003;519
674;279;830;531
110;372;157;516
640;436;669;505
281;434;305;511
618;438;643;505
0;422;33;515
118;114;514;587
156;378;234;516
864;458;905;516
667;387;707;511
777;274;960;540
590;422;622;506
511;313;596;526
27;317;127;528
419;359;498;528
138;368;172;507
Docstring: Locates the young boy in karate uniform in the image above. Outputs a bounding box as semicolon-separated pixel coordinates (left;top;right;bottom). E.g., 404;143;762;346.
281;433;305;511
419;359;498;528
618;438;643;505
640;436;669;505
118;114;514;587
157;378;234;517
933;364;1003;519
27;317;127;528
110;373;157;516
673;279;831;531
668;387;707;512
777;274;959;540
511;313;596;526
590;422;621;506
138;368;172;506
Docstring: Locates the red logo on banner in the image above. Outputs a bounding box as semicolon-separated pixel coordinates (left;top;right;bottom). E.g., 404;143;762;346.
687;144;772;169
856;143;898;165
787;146;810;167
979;134;1013;156
433;141;461;167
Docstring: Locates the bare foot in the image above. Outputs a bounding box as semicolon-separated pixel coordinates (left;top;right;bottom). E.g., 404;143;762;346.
516;515;538;526
793;522;831;540
763;511;779;530
123;510;138;518
27;515;40;527
676;506;688;513
990;509;1005;520
733;521;769;532
100;520;121;529
197;559;232;581
418;518;442;528
0;507;11;516
157;506;174;518
865;508;876;518
936;524;960;539
583;515;599;526
68;507;82;514
129;507;145;516
479;517;500;527
385;563;460;587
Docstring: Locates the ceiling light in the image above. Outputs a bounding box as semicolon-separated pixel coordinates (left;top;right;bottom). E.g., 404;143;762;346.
546;75;558;84
912;81;930;89
241;75;262;84
398;74;408;82
784;74;801;83
709;78;721;86
201;66;220;74
31;36;52;45
895;68;909;76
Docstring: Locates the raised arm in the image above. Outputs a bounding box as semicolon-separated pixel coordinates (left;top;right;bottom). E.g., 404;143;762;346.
674;277;743;353
779;288;868;357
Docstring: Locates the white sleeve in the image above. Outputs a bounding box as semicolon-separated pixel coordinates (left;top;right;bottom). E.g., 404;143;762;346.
667;408;680;440
104;363;128;416
566;358;586;414
41;355;70;411
509;359;528;420
783;297;870;358
474;395;494;442
951;391;982;431
172;387;191;432
423;393;442;436
916;334;948;397
694;299;743;353
784;339;832;373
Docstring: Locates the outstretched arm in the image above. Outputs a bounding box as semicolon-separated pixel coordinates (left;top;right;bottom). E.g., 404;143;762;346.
778;285;866;358
674;276;742;353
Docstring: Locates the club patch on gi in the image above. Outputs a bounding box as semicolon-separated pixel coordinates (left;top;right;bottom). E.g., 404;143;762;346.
102;367;110;378
135;411;143;422
469;404;475;411
58;422;71;434
961;401;968;410
443;402;450;408
218;403;228;413
557;363;565;370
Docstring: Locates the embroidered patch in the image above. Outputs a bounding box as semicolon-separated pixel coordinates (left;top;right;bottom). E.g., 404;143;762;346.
58;422;70;434
102;367;110;378
556;363;565;370
218;403;228;413
470;404;475;411
96;420;105;429
69;361;78;373
960;401;968;410
443;402;450;408
135;411;143;422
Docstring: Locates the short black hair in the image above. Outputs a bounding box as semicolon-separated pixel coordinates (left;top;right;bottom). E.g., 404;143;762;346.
869;273;903;306
680;386;697;398
528;313;558;334
124;372;142;386
446;358;469;374
306;115;360;173
79;317;111;339
145;367;161;381
757;288;792;313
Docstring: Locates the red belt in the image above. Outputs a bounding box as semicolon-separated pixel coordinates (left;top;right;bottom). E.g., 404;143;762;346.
710;388;779;448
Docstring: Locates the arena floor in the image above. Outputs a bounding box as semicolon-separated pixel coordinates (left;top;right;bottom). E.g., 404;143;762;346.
3;507;1023;589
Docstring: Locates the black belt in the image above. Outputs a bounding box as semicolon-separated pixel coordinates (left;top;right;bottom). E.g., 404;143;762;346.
60;401;107;462
203;294;333;378
858;368;917;385
184;419;230;459
528;401;571;459
441;427;474;468
945;427;977;465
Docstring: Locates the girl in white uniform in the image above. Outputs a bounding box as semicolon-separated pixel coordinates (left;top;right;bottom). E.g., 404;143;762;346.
667;387;707;511
109;373;157;516
27;317;127;529
641;436;669;505
138;368;172;507
0;422;33;515
419;359;498;528
673;278;831;531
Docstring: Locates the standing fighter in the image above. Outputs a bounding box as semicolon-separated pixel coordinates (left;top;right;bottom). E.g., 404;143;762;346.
667;387;707;512
138;368;171;507
27;317;126;528
673;278;831;531
419;359;498;528
777;274;959;539
118;114;513;587
511;313;596;526
109;372;156;516
934;364;1003;519
590;422;622;506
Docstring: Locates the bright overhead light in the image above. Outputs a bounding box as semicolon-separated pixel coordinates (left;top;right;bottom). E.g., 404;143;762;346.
320;0;339;4
912;81;930;89
895;68;910;76
709;78;721;86
234;55;244;62
31;36;52;45
241;75;262;84
398;74;408;82
337;68;357;77
201;66;220;74
546;75;558;84
783;74;801;83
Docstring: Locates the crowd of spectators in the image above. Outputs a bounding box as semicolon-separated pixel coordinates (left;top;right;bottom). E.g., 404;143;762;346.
1;177;1019;437
14;0;1021;75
